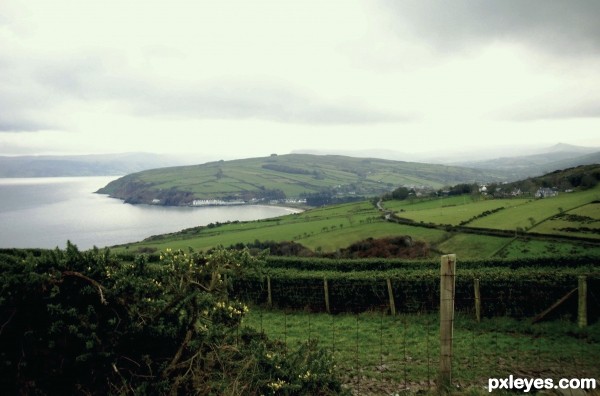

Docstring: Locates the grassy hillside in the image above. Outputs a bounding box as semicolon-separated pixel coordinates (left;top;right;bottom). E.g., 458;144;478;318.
97;154;505;205
386;187;600;232
116;185;600;260
111;164;600;259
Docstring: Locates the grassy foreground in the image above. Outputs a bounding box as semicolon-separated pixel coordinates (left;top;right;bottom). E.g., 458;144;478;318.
243;309;600;394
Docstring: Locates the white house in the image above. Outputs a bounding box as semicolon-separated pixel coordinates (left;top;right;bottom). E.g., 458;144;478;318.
535;188;558;198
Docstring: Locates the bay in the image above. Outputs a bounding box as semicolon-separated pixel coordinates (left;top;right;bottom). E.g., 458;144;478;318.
0;176;300;250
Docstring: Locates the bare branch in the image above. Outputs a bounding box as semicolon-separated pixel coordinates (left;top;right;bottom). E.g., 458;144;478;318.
62;271;107;305
0;309;17;336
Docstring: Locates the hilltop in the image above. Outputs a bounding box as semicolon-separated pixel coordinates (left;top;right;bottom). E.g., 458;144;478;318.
97;153;506;206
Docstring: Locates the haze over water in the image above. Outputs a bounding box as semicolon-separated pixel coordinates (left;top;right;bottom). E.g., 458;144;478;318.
0;177;298;250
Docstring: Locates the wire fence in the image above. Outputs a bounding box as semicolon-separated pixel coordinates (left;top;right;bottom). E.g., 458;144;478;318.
234;278;600;394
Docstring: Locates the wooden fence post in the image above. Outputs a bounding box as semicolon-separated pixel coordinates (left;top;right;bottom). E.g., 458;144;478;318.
474;278;481;323
267;276;272;308
387;278;396;316
324;278;331;314
439;254;456;391
578;276;587;328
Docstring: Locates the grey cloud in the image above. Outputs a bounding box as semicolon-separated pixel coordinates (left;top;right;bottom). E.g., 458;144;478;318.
0;58;65;132
5;52;409;130
127;83;411;125
32;58;412;125
380;0;600;55
34;55;108;99
501;101;600;122
0;90;58;132
0;117;51;132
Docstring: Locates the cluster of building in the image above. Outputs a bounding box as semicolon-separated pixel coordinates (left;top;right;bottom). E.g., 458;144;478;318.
478;185;562;198
191;199;245;206
268;198;307;205
187;198;307;206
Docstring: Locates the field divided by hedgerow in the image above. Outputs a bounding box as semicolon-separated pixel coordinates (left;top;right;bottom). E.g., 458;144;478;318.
116;186;600;261
470;187;600;230
532;202;600;239
386;197;530;226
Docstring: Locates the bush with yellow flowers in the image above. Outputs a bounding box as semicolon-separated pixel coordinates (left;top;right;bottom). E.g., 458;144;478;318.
0;242;345;395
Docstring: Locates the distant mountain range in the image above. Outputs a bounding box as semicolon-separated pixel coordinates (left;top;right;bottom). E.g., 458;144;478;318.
453;144;600;180
1;143;598;181
295;143;600;180
0;153;201;177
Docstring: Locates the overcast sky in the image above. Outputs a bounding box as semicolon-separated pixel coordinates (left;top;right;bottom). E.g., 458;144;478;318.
1;0;600;160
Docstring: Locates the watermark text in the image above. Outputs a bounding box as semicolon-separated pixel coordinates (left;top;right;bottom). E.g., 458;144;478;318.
488;376;596;393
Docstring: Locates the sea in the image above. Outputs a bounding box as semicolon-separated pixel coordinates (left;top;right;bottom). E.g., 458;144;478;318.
0;176;300;250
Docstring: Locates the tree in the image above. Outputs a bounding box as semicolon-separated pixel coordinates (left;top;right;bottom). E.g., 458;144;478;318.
391;186;409;200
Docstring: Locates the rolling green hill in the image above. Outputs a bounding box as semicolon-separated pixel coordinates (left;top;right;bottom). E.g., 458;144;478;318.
97;154;506;206
115;184;600;260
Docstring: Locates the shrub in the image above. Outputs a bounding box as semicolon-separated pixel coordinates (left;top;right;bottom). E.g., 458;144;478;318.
0;243;345;395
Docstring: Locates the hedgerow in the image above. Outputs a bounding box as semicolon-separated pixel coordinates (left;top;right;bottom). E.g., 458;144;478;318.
231;266;600;316
263;254;600;272
0;243;345;395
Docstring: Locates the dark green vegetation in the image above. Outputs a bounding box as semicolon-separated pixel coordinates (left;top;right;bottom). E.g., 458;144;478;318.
231;256;600;316
2;246;599;394
97;154;506;205
0;245;344;395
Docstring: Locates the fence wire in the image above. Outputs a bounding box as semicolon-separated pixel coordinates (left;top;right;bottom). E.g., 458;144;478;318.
234;277;600;394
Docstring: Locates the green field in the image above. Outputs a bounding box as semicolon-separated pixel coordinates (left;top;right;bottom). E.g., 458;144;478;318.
532;202;600;238
436;233;511;258
470;188;600;231
384;186;600;234
116;189;600;258
123;200;449;254
117;185;600;260
389;197;529;226
243;309;600;393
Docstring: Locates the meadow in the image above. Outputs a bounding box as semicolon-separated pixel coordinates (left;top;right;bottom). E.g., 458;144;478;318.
243;309;600;394
119;185;600;260
469;188;600;231
386;197;530;226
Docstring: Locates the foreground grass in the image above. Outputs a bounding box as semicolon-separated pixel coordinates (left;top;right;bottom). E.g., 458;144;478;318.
243;309;600;393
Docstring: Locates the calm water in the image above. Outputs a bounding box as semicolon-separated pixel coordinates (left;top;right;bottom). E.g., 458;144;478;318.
0;177;299;250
